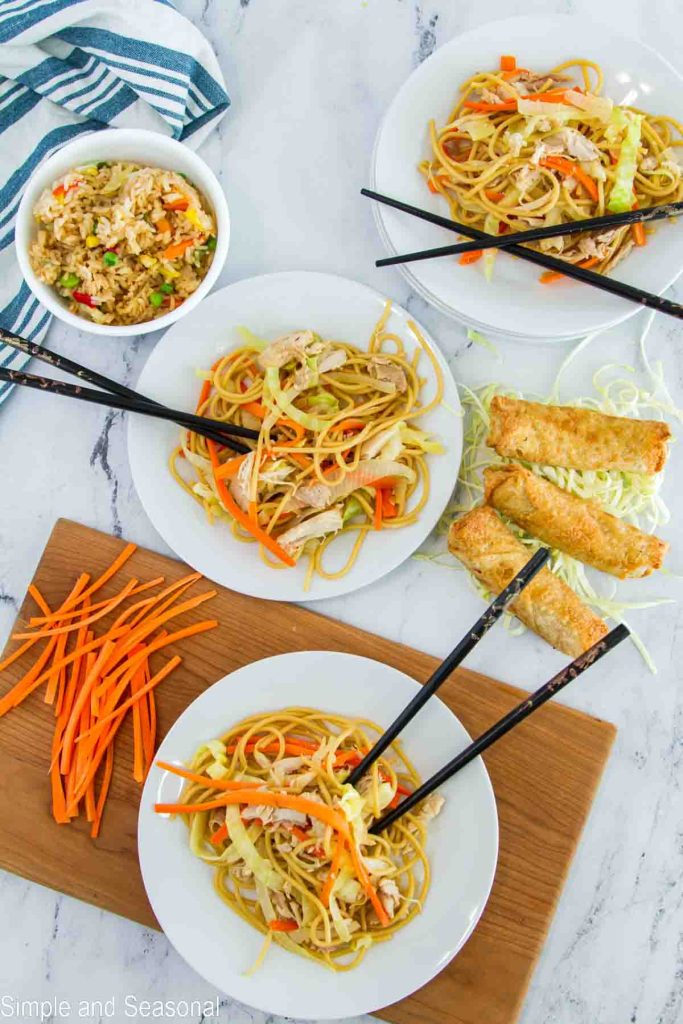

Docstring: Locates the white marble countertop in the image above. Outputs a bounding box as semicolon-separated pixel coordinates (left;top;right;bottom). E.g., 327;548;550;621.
1;1;682;1022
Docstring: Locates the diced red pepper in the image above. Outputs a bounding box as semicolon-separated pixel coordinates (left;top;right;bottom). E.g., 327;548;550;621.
72;291;98;308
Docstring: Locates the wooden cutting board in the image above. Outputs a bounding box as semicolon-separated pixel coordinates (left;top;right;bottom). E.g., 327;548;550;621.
0;519;616;1024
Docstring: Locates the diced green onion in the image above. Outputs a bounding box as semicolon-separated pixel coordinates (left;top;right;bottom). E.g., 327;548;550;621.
206;235;217;251
59;272;80;289
103;251;118;267
159;282;174;294
149;291;164;308
96;161;110;169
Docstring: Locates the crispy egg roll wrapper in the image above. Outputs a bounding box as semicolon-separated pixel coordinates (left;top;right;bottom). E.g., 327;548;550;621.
448;506;609;658
484;464;668;580
487;395;671;475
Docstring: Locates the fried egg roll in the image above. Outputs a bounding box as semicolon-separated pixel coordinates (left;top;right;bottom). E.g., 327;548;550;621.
487;395;671;475
484;464;668;580
448;506;609;657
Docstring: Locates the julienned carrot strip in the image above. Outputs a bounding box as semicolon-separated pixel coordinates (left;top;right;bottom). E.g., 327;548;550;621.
333;418;366;434
60;639;116;775
539;156;599;202
60;545;136;613
70;706;127;814
13;577;140;640
346;834;390;927
127;573;201;628
45;631;68;705
321;837;345;907
91;741;114;839
214;454;247;481
382;489;397;518
207;440;295;568
131;661;147;784
74;655;183;755
145;687;157;772
0;575;87;683
632;219;647;246
29;577;164;627
539;256;600;284
269;920;298;932
0;635;59;718
500;55;516;72
374;489;383;530
485;190;506;202
155;761;262;791
459;249;483;265
28;584;51;616
155;787;350;836
463;100;516;112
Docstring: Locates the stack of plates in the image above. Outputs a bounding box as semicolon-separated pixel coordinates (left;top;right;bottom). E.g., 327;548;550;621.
371;15;683;343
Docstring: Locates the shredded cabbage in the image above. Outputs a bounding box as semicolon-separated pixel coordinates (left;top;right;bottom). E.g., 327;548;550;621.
607;109;643;213
467;328;500;359
235;326;269;351
419;325;678;672
224;806;283;890
263;365;330;431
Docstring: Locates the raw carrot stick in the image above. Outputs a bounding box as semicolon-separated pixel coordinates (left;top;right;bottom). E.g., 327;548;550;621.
29;577;163;627
13;577;140;640
74;655;183;754
0;575;88;682
145;689;157;772
59;545;137;613
127;573;201;628
321;837;345;907
45;631;68;705
91;740;115;839
69;706;128;814
131;662;146;784
633;220;647;246
28;584;52;616
59;639;116;775
0;635;59;717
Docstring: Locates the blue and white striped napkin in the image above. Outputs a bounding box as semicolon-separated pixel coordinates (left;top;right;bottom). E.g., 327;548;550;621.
0;0;230;404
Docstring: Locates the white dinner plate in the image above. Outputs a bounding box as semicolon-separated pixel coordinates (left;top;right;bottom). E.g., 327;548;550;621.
372;14;683;341
128;271;462;601
138;651;499;1020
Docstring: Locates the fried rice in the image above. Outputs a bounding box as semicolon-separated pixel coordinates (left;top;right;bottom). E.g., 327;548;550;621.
29;162;217;326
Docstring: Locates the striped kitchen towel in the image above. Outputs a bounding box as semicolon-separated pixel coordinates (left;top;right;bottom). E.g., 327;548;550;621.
0;0;230;405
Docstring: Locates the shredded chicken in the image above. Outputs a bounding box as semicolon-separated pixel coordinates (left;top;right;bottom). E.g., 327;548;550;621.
577;229;618;261
318;348;347;374
278;508;343;555
515;165;541;195
505;131;524;157
543;128;601;162
640;154;658;172
288;481;331;511
378;878;401;919
368;356;407;393
229;450;256;513
258;330;320;369
418;793;445;822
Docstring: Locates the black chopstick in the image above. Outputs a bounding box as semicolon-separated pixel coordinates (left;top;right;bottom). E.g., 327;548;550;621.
0;326;258;454
0;366;258;453
371;623;629;834
346;547;551;787
375;200;683;267
362;189;683;321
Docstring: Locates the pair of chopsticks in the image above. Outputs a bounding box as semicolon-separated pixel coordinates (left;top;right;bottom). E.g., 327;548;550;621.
345;547;629;834
363;188;683;321
0;328;259;455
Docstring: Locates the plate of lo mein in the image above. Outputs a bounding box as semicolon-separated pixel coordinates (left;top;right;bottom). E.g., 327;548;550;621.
138;651;498;1019
372;15;683;340
128;272;462;601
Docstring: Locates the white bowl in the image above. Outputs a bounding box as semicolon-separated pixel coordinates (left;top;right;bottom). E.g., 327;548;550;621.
372;14;683;342
138;651;499;1019
15;129;230;338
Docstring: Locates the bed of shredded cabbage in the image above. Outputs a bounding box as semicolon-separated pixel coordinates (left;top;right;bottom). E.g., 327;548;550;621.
419;312;681;672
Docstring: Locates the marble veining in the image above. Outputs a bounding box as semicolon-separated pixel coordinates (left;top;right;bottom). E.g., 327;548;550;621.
0;1;682;1023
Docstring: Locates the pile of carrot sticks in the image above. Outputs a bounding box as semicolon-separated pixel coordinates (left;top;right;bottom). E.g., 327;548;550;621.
0;543;217;838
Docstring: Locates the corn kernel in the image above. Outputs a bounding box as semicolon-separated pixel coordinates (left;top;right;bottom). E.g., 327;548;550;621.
85;234;100;248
